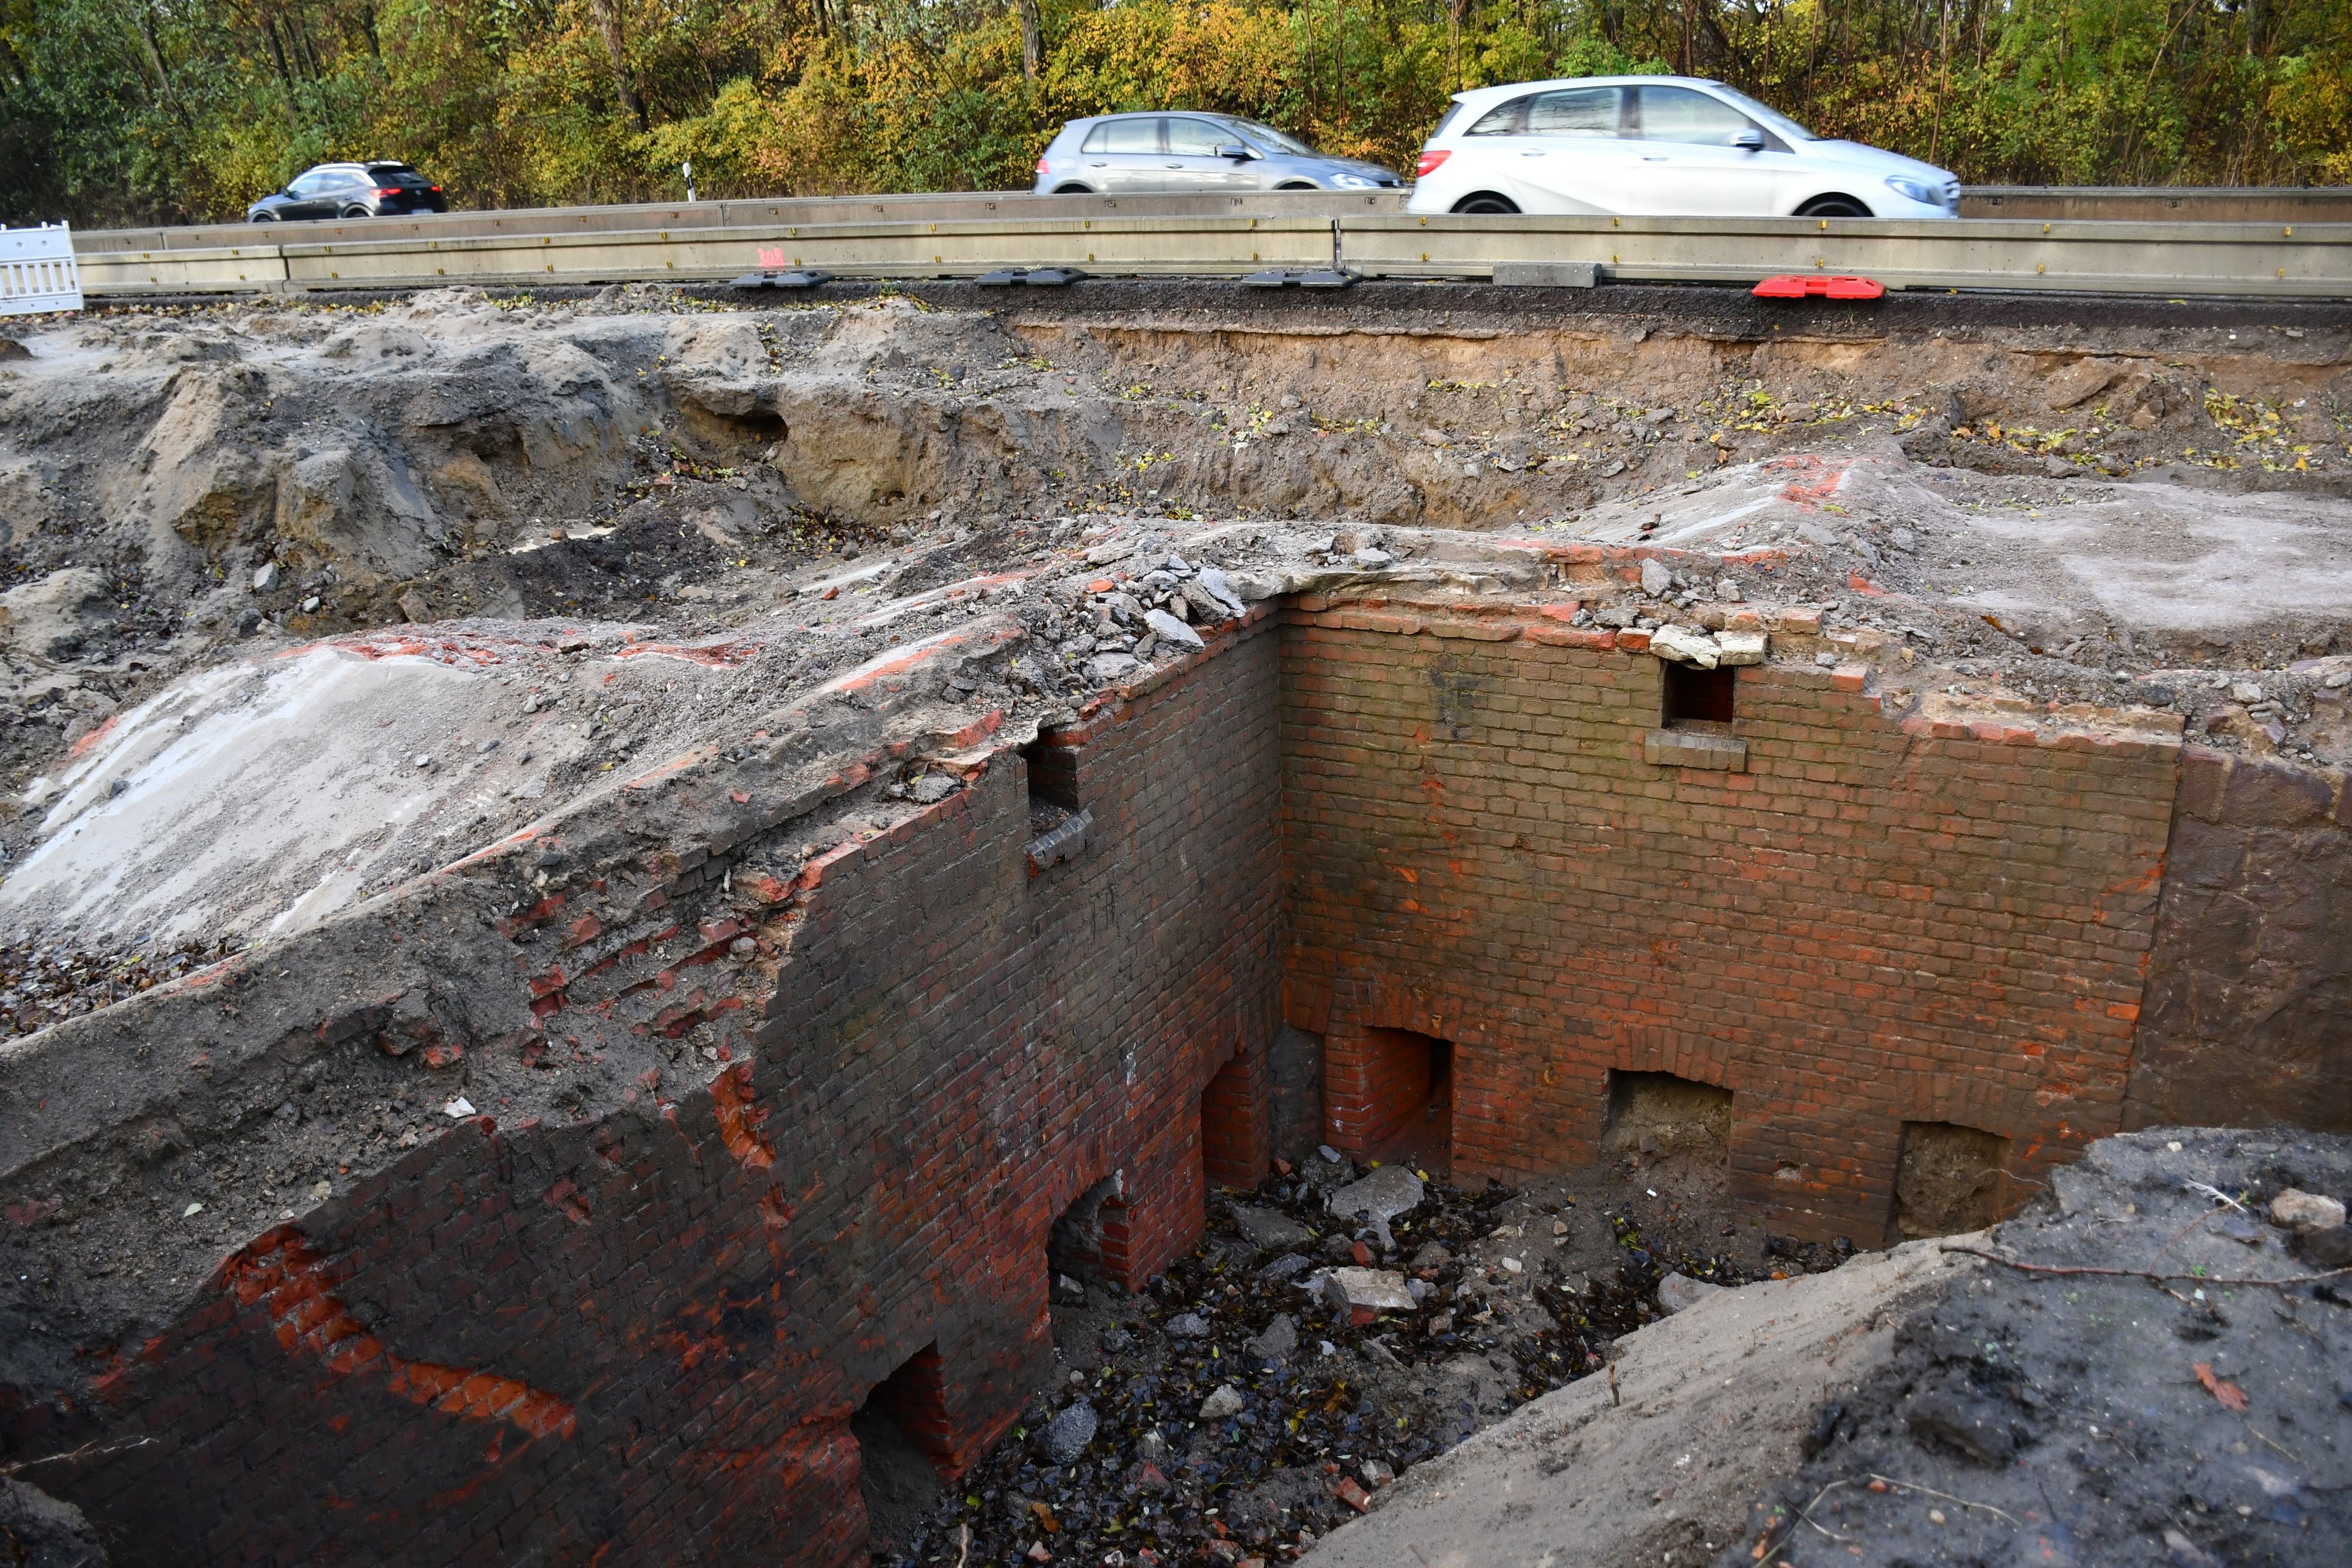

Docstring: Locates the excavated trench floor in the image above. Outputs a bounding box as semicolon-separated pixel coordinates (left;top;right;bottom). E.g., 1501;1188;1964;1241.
1;281;2348;1566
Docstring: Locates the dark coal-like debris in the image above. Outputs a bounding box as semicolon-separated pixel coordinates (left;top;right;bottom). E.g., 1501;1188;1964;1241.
873;1159;1829;1567
0;938;243;1038
1715;1127;2352;1568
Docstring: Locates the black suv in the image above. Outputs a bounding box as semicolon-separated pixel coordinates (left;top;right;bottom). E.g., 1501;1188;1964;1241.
246;162;447;221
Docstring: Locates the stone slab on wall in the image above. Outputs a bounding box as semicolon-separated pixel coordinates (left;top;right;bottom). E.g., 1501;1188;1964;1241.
2124;747;2352;1131
1278;610;2180;1242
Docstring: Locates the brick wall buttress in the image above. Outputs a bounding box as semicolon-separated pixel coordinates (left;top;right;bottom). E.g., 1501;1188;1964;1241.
2124;747;2352;1131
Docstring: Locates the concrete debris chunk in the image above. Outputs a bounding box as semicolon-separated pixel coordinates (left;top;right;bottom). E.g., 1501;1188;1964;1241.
1328;1164;1424;1249
1257;1252;1313;1283
1656;1271;1728;1313
443;1096;476;1118
1195;567;1247;617
1040;1400;1097;1464
1228;1203;1312;1252
1640;558;1674;598
1142;608;1204;651
1715;629;1767;666
1322;1267;1417;1319
1180;579;1232;624
1165;1312;1211;1338
2270;1188;2345;1232
252;561;279;592
911;774;958;805
1087;653;1140;683
1649;624;1720;667
1244;1313;1298;1361
1198;1383;1245;1420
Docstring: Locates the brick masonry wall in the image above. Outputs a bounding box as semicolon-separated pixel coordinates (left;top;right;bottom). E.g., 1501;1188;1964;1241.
2123;747;2352;1132
1323;1027;1436;1154
1277;607;2181;1242
19;623;1284;1567
12;588;2348;1565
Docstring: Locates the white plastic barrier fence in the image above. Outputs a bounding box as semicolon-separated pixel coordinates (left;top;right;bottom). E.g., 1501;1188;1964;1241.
2;224;83;316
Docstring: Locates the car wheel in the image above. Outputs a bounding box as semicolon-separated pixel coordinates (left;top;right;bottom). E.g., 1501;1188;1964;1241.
1796;195;1873;218
1274;181;1317;190
249;212;277;222
1451;193;1521;215
1051;183;1093;195
338;205;370;219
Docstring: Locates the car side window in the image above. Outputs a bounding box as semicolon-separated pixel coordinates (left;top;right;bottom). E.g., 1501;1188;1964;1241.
1632;86;1758;146
1526;87;1623;136
1165;118;1232;156
1465;96;1531;136
1083;119;1162;155
288;170;331;196
333;169;369;187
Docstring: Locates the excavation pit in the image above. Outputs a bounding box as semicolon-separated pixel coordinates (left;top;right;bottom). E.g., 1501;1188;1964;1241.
0;283;2347;1565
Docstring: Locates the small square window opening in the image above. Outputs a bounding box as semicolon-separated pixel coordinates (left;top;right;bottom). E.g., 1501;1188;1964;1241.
1662;662;1736;730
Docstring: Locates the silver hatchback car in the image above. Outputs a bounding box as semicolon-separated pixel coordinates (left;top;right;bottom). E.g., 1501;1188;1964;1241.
1034;113;1404;195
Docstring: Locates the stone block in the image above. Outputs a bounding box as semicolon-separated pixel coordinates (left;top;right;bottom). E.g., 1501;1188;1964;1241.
1643;729;1748;771
1716;630;1766;666
1649;624;1718;667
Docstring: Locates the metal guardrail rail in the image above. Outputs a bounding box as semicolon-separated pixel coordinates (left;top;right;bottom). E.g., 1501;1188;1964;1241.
69;189;1404;256
1960;186;2352;223
1352;213;2346;295
71;207;2350;300
67;185;2352;256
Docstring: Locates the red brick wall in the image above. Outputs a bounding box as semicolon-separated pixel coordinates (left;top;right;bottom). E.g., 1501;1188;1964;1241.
1200;1043;1273;1189
1323;1025;1436;1153
23;622;1285;1567
1278;607;2180;1242
17;588;2344;1565
2124;747;2352;1131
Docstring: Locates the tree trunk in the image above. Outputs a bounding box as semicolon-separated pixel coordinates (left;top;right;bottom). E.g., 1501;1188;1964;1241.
587;0;647;132
1016;0;1042;81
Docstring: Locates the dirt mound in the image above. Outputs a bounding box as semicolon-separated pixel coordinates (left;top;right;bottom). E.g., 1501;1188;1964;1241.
1303;1128;2352;1568
1725;1126;2352;1568
1302;1231;1983;1567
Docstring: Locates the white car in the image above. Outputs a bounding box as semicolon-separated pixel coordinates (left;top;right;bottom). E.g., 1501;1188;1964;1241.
1407;76;1959;219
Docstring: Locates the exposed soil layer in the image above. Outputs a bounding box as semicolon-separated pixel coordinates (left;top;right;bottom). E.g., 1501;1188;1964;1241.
5;280;2349;965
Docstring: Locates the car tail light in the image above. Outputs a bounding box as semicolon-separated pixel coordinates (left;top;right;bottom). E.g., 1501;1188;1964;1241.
376;188;401;196
1037;158;1050;173
429;185;442;192
1415;149;1451;178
